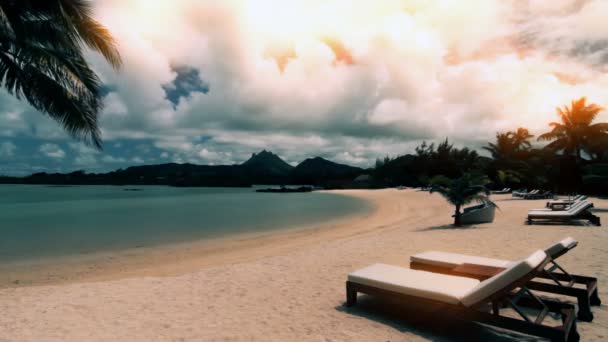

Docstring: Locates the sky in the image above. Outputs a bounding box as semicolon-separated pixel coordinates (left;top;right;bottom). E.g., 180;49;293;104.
1;0;608;175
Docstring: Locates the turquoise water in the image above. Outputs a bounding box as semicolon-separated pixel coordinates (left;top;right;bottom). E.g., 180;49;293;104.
0;185;370;263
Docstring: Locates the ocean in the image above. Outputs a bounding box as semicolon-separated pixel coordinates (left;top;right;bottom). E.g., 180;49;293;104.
0;185;370;263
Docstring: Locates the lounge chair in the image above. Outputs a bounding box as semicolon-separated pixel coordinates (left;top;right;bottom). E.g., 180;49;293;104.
492;187;511;194
528;201;600;226
532;200;592;213
513;189;534;197
524;190;554;200
347;251;579;341
409;237;601;321
547;196;587;209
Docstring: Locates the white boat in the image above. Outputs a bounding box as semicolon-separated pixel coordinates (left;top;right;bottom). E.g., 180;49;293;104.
459;201;496;224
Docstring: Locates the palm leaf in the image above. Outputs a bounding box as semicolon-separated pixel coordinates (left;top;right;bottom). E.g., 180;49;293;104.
0;0;121;148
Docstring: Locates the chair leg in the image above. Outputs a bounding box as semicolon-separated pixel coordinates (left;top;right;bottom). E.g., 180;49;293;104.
576;294;594;322
346;282;357;307
567;319;580;342
590;288;602;306
553;308;579;342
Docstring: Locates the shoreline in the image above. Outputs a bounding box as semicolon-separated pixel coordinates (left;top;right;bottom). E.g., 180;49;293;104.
1;189;605;341
0;190;381;288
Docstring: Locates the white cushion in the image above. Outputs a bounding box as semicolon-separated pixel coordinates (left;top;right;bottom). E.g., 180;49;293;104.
544;237;577;257
410;251;513;269
348;264;479;305
529;201;588;217
461;250;546;307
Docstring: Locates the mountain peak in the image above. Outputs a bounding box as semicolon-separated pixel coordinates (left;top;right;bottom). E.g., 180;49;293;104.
242;150;294;176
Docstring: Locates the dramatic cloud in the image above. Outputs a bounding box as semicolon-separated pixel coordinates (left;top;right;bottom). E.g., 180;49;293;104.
39;144;66;160
162;65;210;108
0;0;607;175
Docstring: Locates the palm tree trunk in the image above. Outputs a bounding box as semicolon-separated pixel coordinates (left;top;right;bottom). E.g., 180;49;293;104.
454;204;461;226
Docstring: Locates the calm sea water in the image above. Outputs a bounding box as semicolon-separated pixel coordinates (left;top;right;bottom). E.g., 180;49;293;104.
0;185;370;263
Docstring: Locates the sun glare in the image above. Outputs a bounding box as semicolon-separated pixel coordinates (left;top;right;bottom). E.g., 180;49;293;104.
125;0;174;38
241;0;407;41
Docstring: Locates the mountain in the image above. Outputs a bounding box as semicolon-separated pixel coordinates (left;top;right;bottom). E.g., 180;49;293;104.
0;150;371;188
291;157;364;185
242;150;294;183
242;150;293;173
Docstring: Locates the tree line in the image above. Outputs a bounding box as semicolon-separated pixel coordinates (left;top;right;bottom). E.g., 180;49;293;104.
373;97;608;195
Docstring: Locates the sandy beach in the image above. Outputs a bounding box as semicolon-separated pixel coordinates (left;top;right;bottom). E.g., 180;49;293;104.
0;189;606;341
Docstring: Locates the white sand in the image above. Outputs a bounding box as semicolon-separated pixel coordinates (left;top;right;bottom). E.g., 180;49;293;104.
0;189;606;341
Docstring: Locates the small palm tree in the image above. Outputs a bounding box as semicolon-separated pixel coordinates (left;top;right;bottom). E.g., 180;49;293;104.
0;1;122;148
538;97;608;163
430;173;493;226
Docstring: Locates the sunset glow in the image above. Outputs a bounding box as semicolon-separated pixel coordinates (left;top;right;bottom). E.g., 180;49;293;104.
2;0;607;172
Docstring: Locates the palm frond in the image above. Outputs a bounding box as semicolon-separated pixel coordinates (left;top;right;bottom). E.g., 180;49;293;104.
537;131;559;141
0;0;121;148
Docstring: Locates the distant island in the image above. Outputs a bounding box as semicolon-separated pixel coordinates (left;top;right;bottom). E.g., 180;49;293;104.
0;150;367;188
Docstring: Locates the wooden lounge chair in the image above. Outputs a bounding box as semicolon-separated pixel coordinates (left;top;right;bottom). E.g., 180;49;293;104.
524;190;554;199
492;187;511;194
547;196;587;209
528;201;600;226
409;237;601;321
511;189;539;197
347;251;579;341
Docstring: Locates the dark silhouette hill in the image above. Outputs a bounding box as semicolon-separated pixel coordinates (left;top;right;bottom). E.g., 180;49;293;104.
241;150;294;183
0;150;367;188
291;157;363;185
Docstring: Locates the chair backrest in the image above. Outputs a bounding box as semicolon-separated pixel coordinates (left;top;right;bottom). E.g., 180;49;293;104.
566;200;586;213
544;237;577;259
569;201;592;215
460;250;547;307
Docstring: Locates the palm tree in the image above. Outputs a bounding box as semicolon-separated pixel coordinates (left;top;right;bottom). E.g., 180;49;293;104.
512;127;534;150
430;173;493;226
497;169;522;187
483;132;514;160
538;97;608;163
587;135;608;161
483;127;534;161
0;1;121;148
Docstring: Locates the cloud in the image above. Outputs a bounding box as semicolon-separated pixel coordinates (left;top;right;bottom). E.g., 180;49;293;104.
131;156;145;164
102;155;127;163
0;141;16;157
162;65;210;108
0;0;607;174
39;144;66;159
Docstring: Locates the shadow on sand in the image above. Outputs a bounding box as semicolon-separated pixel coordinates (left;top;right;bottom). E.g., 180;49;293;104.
525;220;598;227
336;295;539;341
415;224;487;232
493;197;544;202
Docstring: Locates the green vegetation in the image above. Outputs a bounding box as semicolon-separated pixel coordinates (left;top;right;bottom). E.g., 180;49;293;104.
0;1;121;148
429;173;493;226
374;97;608;195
